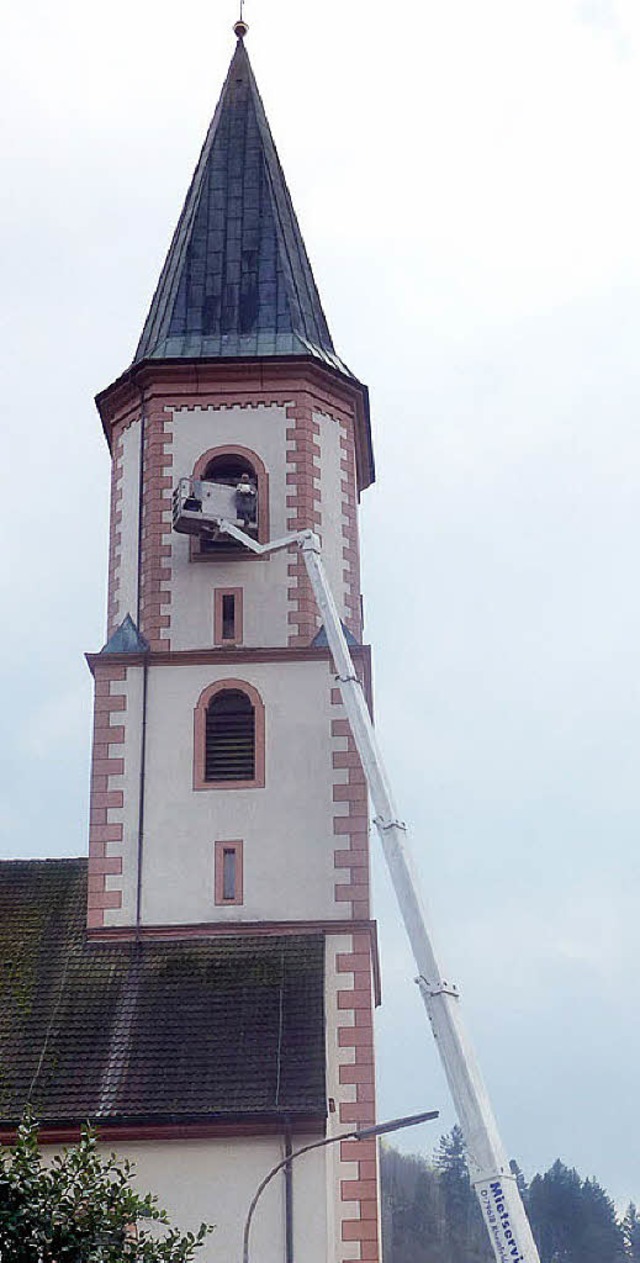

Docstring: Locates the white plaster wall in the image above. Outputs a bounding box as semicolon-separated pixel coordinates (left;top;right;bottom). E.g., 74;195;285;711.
111;658;346;926
167;404;291;649
114;420;141;631
104;668;144;927
44;1136;328;1263
315;410;348;625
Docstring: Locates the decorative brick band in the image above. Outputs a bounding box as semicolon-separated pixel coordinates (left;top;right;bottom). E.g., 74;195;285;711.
285;395;323;646
331;679;370;922
87;664;127;930
107;429;124;638
327;672;380;1257
332;930;380;1263
339;416;362;641
105;393;174;651
106;398;144;640
139;399;173;651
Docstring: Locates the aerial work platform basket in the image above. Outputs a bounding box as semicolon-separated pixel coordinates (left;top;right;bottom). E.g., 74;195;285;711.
173;477;258;538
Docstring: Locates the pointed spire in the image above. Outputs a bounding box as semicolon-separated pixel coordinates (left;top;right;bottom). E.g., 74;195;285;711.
134;39;352;376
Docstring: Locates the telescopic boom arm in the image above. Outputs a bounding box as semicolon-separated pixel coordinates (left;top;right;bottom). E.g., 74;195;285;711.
173;482;541;1263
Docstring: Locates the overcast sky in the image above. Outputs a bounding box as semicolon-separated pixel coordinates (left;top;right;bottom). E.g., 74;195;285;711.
2;0;639;1209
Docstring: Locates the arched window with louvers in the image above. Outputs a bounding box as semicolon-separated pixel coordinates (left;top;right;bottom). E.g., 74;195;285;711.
193;679;265;790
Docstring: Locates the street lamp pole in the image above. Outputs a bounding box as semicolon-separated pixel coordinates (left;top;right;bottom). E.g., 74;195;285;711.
242;1109;440;1263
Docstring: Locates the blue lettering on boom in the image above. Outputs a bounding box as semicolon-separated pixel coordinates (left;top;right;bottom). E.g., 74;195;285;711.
484;1180;526;1263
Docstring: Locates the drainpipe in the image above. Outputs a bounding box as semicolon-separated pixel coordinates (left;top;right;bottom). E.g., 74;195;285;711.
134;650;149;934
134;381;149;935
284;1121;294;1263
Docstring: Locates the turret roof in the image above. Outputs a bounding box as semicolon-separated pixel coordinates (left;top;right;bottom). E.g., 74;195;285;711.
134;37;350;375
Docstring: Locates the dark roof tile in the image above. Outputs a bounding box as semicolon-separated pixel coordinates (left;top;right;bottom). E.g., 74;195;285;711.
134;39;353;379
0;859;326;1126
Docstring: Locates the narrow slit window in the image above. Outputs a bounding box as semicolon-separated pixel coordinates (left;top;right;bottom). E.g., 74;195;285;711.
222;594;235;641
205;689;255;782
214;840;243;906
222;848;236;900
214;587;243;646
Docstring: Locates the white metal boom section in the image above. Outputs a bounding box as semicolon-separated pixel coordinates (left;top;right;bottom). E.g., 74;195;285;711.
173;483;540;1263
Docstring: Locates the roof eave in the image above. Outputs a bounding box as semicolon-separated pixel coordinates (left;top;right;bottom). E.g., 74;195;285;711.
0;1111;328;1145
95;354;375;489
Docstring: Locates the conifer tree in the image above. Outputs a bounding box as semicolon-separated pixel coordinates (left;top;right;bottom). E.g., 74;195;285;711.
381;1142;636;1263
622;1203;640;1260
580;1177;625;1263
434;1126;491;1263
380;1146;443;1263
525;1160;582;1263
510;1158;529;1205
528;1161;626;1263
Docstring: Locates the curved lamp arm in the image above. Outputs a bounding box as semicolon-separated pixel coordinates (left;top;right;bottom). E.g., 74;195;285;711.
242;1110;439;1263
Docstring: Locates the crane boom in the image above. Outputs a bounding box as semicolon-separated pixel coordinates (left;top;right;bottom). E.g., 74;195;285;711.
172;481;541;1263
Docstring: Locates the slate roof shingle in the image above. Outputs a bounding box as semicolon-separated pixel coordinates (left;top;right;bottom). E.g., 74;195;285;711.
134;37;351;377
0;859;326;1127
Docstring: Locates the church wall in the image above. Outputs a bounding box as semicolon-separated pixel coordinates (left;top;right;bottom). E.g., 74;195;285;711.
43;1135;328;1263
98;366;366;653
167;402;291;650
123;1134;330;1263
99;658;352;927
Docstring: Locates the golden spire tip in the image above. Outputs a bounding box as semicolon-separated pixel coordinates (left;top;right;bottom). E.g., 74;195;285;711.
234;1;248;38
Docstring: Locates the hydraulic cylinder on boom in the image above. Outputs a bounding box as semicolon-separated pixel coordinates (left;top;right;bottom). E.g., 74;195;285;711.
173;476;542;1263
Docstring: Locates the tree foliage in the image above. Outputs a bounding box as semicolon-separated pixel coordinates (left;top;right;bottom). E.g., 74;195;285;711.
0;1113;212;1262
434;1125;489;1263
381;1127;491;1263
622;1203;640;1261
382;1129;634;1263
528;1161;625;1263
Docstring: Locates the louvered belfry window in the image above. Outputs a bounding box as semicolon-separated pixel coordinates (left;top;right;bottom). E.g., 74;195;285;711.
205;689;255;782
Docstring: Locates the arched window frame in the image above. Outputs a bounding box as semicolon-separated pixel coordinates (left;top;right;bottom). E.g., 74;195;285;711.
190;444;270;559
193;678;266;791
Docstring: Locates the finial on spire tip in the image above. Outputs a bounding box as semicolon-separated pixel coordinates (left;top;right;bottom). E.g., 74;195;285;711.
234;0;248;39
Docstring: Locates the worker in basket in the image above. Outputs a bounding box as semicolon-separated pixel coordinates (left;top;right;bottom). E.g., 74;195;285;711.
235;472;257;527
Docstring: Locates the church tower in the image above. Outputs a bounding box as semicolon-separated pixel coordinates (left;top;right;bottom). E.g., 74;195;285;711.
86;26;380;1262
